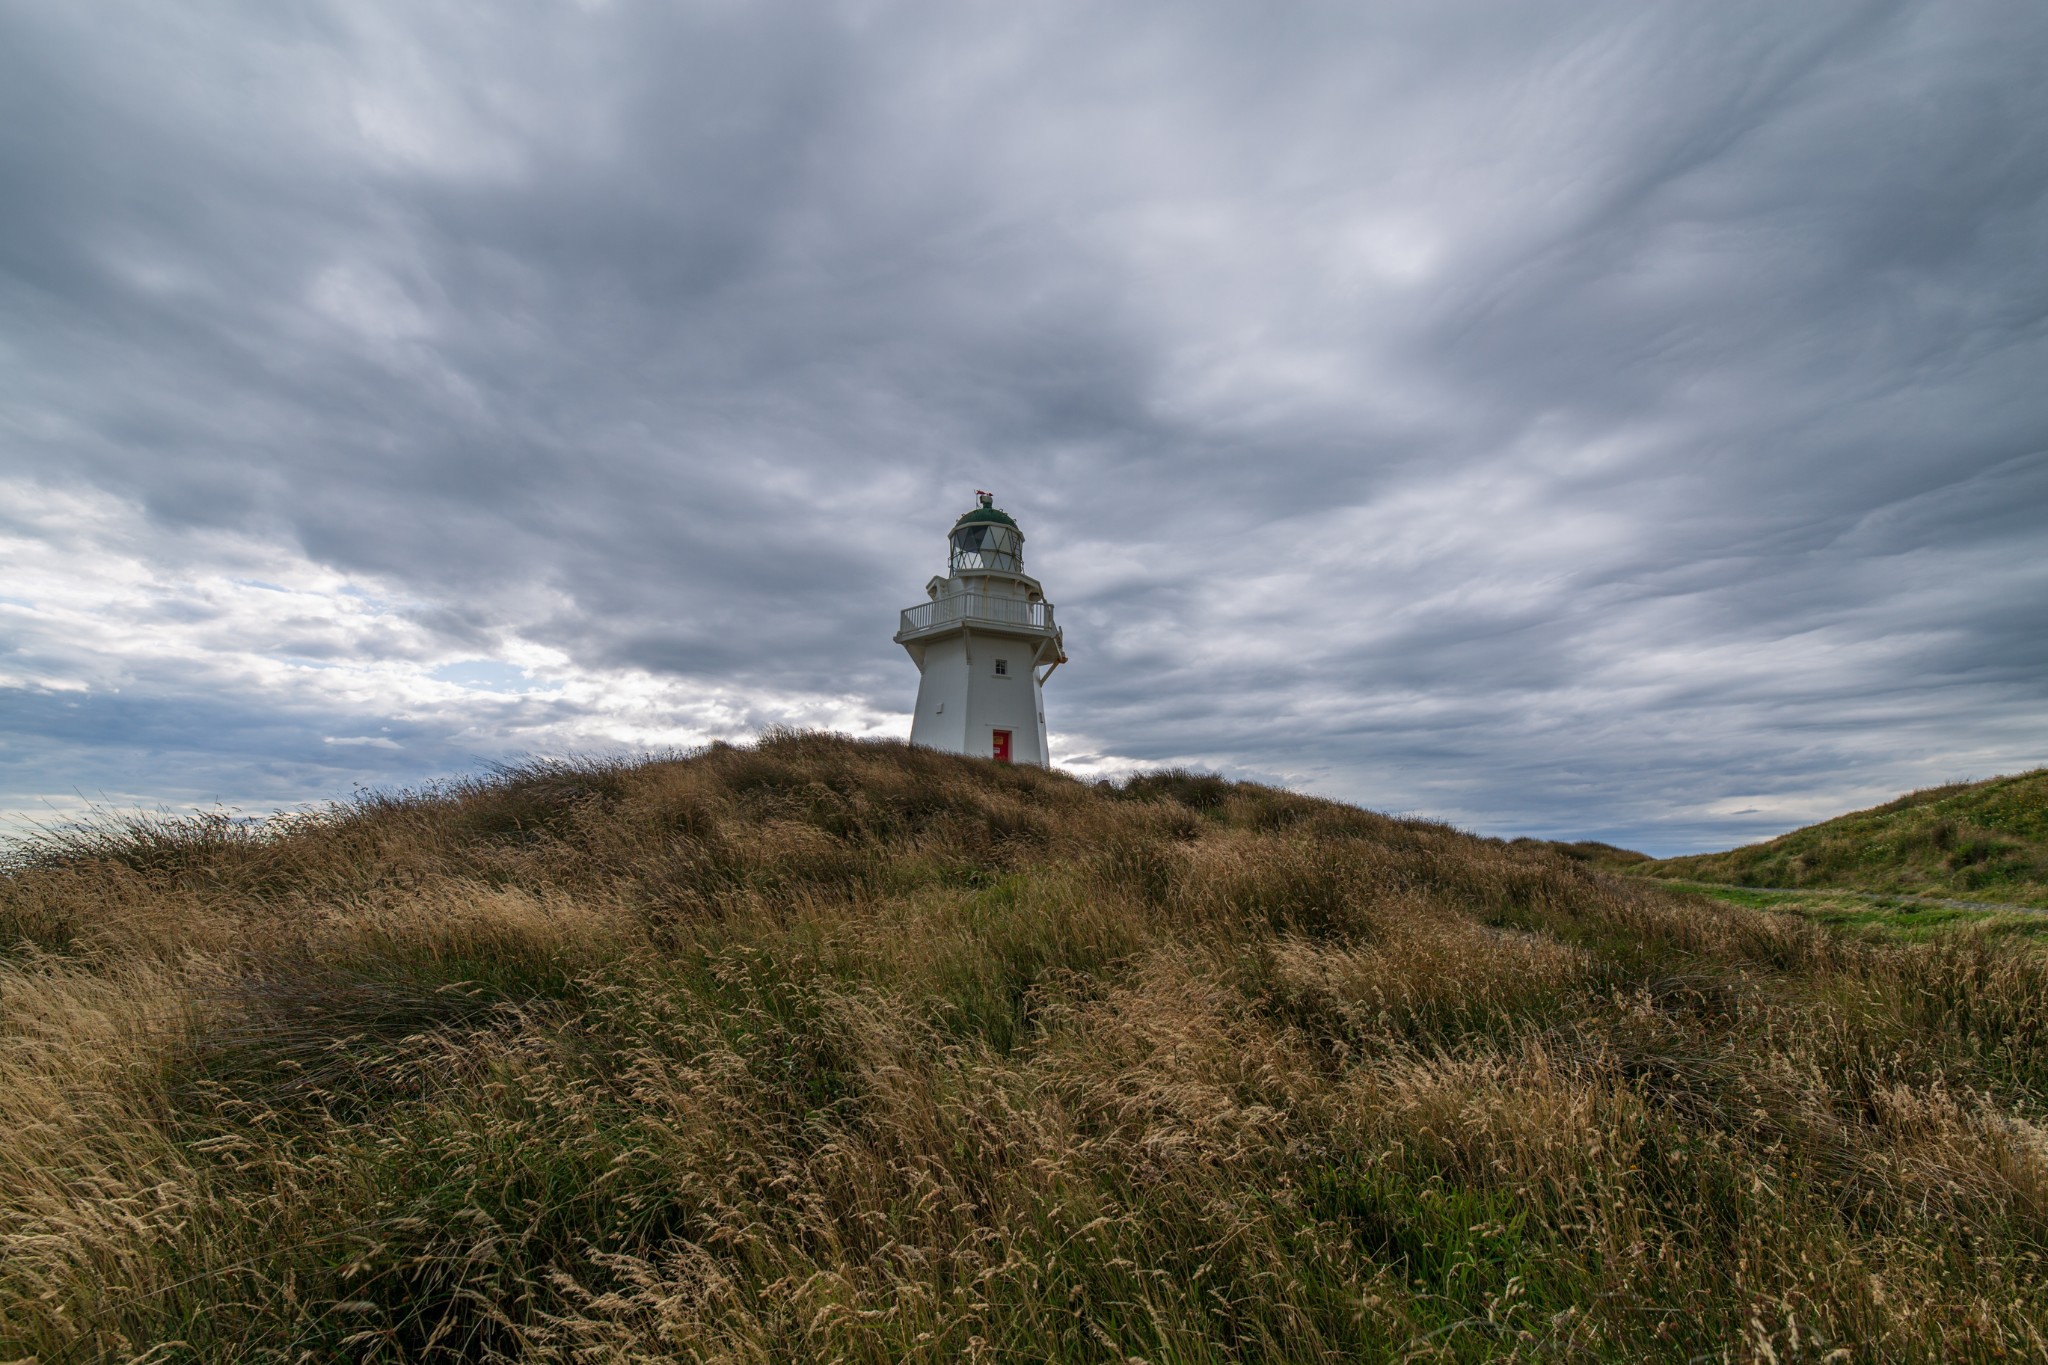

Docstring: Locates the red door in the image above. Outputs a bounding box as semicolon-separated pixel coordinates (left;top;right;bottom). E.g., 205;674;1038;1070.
992;730;1012;763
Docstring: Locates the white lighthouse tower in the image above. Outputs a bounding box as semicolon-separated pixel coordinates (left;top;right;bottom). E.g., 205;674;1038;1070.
895;492;1066;765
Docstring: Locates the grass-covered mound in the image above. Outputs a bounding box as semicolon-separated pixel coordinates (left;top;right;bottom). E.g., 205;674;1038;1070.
3;732;2045;1362
1645;769;2048;908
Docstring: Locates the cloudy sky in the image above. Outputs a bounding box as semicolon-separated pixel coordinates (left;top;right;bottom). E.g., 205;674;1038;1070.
3;0;2045;854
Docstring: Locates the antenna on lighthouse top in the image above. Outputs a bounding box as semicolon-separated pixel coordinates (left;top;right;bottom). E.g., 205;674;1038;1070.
975;490;993;507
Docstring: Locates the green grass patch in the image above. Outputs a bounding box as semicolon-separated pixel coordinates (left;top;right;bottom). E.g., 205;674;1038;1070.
1662;878;2048;943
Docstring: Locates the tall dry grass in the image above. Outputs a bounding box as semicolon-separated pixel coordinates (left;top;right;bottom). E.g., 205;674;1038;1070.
2;732;2045;1361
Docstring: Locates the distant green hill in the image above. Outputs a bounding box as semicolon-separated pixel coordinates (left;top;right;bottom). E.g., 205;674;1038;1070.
1644;768;2048;907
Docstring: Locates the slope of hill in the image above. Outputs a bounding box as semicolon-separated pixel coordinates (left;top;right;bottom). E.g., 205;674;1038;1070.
1644;769;2048;908
4;733;2046;1361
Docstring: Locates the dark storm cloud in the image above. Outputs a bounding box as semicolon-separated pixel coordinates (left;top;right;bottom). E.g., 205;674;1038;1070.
2;0;2045;850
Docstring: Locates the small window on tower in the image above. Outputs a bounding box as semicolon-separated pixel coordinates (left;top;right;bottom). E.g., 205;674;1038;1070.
994;658;1009;676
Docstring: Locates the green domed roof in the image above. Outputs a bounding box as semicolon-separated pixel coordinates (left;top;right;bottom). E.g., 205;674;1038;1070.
952;494;1019;530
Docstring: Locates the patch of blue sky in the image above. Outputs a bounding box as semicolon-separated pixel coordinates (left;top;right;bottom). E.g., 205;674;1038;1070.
431;660;535;693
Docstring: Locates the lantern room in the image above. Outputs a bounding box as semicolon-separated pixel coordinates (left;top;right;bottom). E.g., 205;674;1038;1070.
948;493;1024;573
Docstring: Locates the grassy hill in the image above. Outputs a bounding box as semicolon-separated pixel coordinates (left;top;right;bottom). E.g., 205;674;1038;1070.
1643;769;2048;908
4;733;2046;1362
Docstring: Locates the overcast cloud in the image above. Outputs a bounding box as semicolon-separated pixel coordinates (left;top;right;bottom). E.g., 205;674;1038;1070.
3;0;2045;854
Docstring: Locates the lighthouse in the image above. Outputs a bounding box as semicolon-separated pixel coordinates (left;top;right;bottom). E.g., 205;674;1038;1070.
895;492;1065;765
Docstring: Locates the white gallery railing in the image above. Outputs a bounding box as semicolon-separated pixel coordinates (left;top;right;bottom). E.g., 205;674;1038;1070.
898;593;1056;636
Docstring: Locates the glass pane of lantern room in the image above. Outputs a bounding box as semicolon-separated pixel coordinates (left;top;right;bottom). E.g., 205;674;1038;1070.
950;526;988;561
952;523;1023;572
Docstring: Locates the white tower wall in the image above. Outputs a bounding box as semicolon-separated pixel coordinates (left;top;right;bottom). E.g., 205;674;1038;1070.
908;630;1051;765
906;634;970;753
